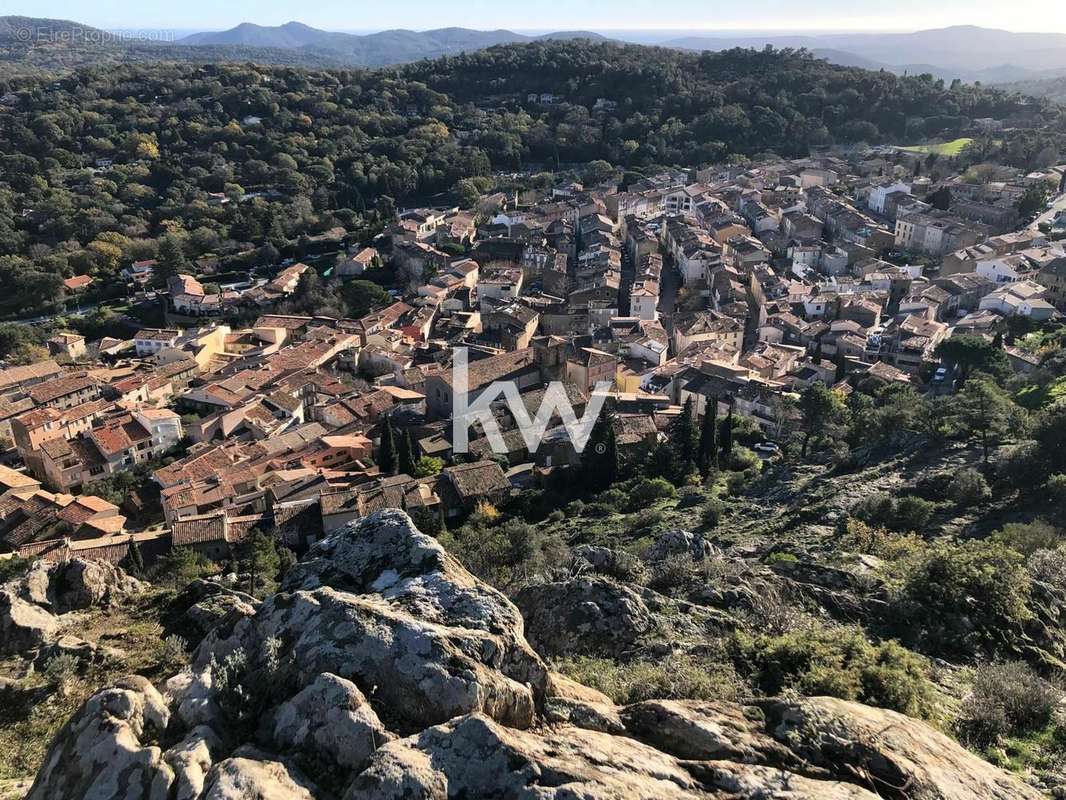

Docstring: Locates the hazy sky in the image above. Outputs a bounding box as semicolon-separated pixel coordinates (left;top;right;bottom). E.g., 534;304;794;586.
22;0;1066;35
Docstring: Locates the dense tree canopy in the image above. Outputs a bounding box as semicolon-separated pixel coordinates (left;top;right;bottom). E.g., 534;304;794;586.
0;41;1056;317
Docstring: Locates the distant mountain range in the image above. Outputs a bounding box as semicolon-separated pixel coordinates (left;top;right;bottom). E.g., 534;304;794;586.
172;22;1066;83
176;22;609;67
660;26;1066;83
3;17;1066;86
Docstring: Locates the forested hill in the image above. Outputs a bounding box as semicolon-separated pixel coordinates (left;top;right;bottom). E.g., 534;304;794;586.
402;42;1048;162
0;41;1062;317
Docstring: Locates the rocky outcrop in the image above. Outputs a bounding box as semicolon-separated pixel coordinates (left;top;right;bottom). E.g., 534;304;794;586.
515;575;730;658
26;675;172;800
646;528;720;562
267;672;393;772
344;712;718;800
761;696;1045;800
28;510;1041;800
516;576;659;657
47;558;145;613
165;579;261;645
0;590;58;656
1;558;144;658
200;749;316;800
620;699;804;768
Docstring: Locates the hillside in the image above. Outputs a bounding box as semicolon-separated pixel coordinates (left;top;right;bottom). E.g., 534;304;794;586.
3;510;1053;798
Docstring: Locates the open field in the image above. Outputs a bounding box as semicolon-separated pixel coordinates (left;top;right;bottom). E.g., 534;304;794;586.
898;138;974;157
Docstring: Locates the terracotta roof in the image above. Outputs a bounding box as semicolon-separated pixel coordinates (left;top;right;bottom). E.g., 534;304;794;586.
0;360;62;390
443;460;510;499
63;274;94;291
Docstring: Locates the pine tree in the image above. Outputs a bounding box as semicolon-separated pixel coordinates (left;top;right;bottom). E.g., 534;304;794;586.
397;427;415;476
238;531;280;598
720;403;735;464
834;350;847;383
378;414;397;475
698;396;719;478
156;234;188;286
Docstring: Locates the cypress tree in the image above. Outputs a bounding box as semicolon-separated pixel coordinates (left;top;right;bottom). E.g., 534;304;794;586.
581;409;618;491
698;396;719;478
667;398;697;483
397;427;415;476
720;403;734;464
378;414;396;475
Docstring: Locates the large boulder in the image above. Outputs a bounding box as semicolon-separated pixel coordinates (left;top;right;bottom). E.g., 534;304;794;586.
646;529;720;562
267;672;393;772
171;510;550;734
200;749;316;800
26;675;173;800
344;712;878;800
344;712;712;800
515;576;728;658
0;590;58;656
48;558;145;613
620;699;804;769
164;579;261;645
762;696;1044;800
515;576;659;657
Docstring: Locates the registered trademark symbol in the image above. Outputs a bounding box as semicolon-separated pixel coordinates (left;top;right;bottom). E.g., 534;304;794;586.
594;443;607;454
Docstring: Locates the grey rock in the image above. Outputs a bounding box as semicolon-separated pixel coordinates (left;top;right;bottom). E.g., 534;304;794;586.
646;529;720;562
173;510;549;734
268;672;393;772
343;712;712;800
515;576;659;658
762;696;1045;800
201;749;316;800
0;590;58;656
26;675;173;800
49;559;145;613
164;724;222;800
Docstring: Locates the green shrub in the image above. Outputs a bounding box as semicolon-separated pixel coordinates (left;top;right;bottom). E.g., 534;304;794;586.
957;662;1062;746
0;556;30;584
546;510;566;523
894;496;937;531
700;498;724;529
947;468;991;506
853;493;936;533
993;520;1060;556
838;519;925;562
626;477;677;510
732;626;933;718
625;509;665;535
439;518;569;590
555;652;741;705
726;446;760;472
898;540;1032;657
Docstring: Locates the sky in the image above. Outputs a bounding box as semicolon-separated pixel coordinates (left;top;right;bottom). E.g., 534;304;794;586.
18;0;1066;35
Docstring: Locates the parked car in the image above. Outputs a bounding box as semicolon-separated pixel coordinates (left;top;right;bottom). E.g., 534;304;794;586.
753;441;782;460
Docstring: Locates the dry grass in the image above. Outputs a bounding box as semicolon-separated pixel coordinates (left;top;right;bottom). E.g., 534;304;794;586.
0;590;182;782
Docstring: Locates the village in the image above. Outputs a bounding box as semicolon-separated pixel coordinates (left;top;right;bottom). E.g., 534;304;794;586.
1;147;1065;567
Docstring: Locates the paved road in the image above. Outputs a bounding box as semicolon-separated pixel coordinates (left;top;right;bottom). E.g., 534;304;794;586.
658;257;681;317
1029;192;1066;232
